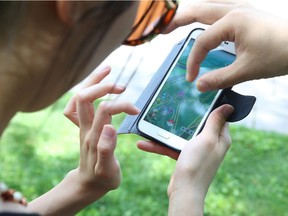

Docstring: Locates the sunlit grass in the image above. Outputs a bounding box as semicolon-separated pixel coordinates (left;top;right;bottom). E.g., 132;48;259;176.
0;92;287;215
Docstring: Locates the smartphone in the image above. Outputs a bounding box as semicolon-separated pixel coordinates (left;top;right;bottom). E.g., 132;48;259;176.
137;29;236;151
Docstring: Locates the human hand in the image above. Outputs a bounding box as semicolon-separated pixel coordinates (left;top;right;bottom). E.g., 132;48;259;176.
28;66;140;215
64;66;140;199
167;104;234;215
137;140;180;160
165;0;288;92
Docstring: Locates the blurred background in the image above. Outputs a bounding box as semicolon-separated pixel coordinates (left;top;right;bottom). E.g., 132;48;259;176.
1;1;288;216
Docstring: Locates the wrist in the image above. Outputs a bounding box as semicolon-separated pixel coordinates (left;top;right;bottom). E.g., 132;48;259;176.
28;169;109;215
65;169;108;202
168;188;205;216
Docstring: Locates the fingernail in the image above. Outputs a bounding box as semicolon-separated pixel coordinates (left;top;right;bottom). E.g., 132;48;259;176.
117;84;126;90
99;65;111;72
134;106;141;114
197;80;210;92
103;125;116;138
222;105;234;119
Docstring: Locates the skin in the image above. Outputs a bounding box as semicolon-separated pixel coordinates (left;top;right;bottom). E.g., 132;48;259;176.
163;0;288;92
0;1;139;215
139;0;288;215
167;105;233;215
139;0;288;162
138;96;233;215
0;1;138;133
28;66;140;215
0;0;241;215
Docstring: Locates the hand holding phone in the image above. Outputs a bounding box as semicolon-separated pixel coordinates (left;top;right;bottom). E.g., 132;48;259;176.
137;29;235;151
167;104;233;215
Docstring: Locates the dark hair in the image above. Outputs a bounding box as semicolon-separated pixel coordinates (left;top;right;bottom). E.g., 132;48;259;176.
51;1;134;89
1;1;134;109
0;2;25;48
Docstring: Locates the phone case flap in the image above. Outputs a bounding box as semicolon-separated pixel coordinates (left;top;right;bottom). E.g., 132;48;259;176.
117;35;256;136
118;39;185;135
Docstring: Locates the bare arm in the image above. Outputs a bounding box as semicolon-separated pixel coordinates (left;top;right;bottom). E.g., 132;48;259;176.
28;66;139;215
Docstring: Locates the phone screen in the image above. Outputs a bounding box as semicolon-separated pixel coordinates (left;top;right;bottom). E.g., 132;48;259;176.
142;38;235;140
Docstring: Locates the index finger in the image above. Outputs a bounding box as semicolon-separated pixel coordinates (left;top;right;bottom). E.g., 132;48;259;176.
92;101;140;144
81;65;111;89
164;1;240;34
186;17;235;83
63;65;111;125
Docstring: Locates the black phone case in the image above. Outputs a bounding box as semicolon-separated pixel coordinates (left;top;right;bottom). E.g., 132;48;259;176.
117;28;256;151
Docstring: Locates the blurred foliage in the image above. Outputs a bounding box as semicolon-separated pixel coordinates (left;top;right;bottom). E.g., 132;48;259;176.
0;93;288;216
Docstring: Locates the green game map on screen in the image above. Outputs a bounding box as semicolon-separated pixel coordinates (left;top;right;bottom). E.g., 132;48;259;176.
144;39;235;140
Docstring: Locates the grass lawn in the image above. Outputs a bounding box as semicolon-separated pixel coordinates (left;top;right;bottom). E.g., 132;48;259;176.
0;92;288;216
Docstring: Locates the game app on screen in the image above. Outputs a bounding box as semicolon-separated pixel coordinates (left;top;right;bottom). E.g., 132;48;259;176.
137;31;236;151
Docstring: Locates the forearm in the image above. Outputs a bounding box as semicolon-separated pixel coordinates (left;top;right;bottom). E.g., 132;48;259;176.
27;169;107;216
168;189;205;216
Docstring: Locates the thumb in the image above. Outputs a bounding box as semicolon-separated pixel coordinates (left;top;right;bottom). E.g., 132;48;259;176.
202;104;234;158
97;125;117;170
96;125;121;190
196;62;242;92
202;104;234;137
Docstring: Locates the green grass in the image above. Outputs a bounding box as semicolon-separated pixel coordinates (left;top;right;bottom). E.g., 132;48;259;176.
0;92;288;216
